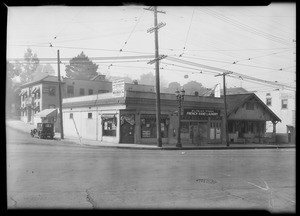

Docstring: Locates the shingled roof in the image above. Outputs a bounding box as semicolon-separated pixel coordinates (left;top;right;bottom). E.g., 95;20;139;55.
226;93;281;122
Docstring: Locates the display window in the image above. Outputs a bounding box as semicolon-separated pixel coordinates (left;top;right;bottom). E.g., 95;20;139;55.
140;114;169;138
102;115;117;136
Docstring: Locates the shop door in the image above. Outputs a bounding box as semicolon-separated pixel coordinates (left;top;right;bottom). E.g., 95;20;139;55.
120;121;134;143
198;122;208;142
191;124;200;144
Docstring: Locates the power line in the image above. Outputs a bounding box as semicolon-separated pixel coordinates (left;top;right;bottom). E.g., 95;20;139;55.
118;9;145;53
179;8;195;57
8;44;154;55
199;8;294;46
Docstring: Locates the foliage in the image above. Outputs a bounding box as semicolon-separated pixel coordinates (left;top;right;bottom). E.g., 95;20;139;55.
162;82;181;93
138;72;156;85
65;51;99;80
182;81;207;95
35;64;55;76
19;48;40;83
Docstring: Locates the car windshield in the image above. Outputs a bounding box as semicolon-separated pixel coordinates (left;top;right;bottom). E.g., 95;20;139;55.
45;124;52;128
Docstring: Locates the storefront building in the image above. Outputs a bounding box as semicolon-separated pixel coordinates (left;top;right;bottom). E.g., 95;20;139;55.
62;87;281;145
62;88;226;145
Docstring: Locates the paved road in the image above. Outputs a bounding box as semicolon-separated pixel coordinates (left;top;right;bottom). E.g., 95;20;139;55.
6;127;295;212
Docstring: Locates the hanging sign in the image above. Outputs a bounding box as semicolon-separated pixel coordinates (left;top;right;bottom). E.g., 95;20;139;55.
112;79;125;97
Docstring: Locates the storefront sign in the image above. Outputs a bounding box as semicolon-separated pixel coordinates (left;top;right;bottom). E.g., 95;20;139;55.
184;109;220;116
112;79;125;97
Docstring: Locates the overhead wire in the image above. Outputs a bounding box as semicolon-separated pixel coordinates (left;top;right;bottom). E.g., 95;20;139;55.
198;8;293;46
179;8;195;57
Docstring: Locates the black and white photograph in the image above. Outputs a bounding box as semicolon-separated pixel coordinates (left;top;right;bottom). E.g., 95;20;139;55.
6;2;295;212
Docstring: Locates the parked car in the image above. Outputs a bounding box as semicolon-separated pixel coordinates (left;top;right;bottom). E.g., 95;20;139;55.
31;123;54;139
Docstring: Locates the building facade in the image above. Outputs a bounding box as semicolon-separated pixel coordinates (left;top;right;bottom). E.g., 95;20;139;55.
62;87;281;145
226;93;281;143
19;74;112;130
255;90;295;143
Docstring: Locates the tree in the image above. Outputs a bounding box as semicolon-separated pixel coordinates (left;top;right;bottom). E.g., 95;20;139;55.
19;48;40;83
7;60;22;80
6;61;22;117
35;64;55;76
162;82;181;93
182;81;207;95
65;51;99;80
139;72;156;85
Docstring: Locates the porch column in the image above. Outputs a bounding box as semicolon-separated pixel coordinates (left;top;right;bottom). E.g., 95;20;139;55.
272;121;277;133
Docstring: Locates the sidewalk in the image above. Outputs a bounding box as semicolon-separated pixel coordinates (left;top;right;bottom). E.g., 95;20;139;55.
6;119;296;150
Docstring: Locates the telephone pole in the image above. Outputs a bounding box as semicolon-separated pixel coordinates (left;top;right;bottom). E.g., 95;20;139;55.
144;6;166;147
57;49;64;139
215;71;232;146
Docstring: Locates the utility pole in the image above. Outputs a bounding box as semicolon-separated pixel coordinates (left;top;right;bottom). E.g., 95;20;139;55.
215;71;232;146
144;6;166;147
57;50;64;139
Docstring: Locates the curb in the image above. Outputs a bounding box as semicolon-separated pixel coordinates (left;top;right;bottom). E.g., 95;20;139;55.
7;125;295;150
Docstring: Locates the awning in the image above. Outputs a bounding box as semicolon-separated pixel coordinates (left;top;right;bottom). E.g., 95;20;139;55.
31;86;38;94
19;89;26;96
36;108;57;118
101;114;116;120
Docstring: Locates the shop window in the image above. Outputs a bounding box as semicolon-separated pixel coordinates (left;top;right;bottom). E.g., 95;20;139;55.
49;86;56;96
246;102;254;110
70;113;73;119
88;89;93;95
67;85;74;95
141;114;168;138
80;88;85;96
102;116;117;136
266;98;272;106
88;113;92;119
281;99;288;109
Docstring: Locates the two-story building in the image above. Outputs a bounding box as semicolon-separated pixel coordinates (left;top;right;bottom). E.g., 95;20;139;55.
255;89;296;143
19;73;112;131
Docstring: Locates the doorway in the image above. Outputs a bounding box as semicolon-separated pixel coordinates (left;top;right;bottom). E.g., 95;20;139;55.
190;122;208;145
120;121;135;143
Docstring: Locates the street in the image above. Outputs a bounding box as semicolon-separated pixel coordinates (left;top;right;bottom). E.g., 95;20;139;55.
6;127;295;212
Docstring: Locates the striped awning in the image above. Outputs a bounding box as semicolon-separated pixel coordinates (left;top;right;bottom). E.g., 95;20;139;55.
31;86;38;94
36;108;57;118
19;89;27;96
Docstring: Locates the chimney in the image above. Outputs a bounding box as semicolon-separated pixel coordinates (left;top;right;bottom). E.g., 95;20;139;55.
133;80;138;85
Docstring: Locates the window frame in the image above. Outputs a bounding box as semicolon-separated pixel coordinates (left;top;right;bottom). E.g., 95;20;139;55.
140;115;169;138
67;85;74;95
246;102;254;110
102;117;117;137
79;88;85;96
48;86;56;96
266;98;272;106
281;99;288;109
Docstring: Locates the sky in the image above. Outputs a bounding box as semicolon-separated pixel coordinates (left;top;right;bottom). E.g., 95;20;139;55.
7;3;296;93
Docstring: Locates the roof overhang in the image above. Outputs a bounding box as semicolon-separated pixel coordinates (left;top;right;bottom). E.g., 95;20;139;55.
36;108;57;118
